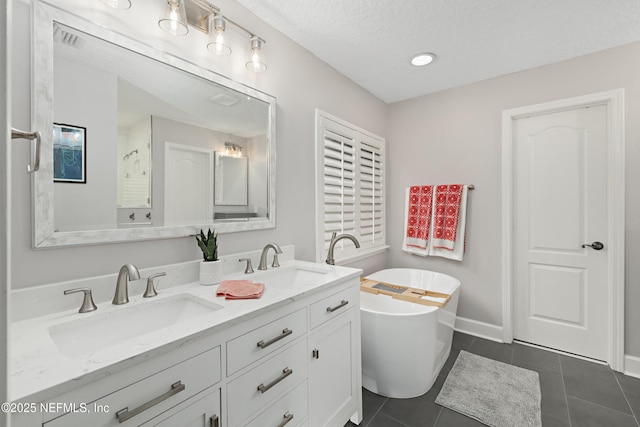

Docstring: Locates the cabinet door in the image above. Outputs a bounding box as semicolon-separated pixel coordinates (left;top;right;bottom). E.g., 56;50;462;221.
144;388;220;427
308;309;359;427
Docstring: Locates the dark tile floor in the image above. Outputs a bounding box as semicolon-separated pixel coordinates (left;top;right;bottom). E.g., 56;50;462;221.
346;332;640;426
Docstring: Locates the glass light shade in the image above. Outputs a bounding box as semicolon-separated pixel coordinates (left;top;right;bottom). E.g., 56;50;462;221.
246;36;267;72
99;0;131;9
207;16;232;56
158;0;189;36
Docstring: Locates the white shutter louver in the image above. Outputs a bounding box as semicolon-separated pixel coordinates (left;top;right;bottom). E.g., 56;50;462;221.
358;137;384;250
316;112;386;263
323;130;357;259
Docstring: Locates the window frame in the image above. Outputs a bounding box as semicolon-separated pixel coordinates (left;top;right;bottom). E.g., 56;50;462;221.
315;109;388;264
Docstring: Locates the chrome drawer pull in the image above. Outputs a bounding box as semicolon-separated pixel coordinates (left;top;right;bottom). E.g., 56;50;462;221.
277;412;294;427
257;368;293;394
257;328;292;349
116;381;185;423
326;299;349;313
210;414;219;427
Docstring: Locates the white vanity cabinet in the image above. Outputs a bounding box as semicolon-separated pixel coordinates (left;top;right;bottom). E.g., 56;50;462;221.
42;345;221;427
222;276;362;427
309;286;362;427
144;388;221;427
226;339;308;425
11;268;362;427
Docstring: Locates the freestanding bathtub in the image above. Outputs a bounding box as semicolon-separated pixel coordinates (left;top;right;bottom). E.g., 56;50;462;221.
360;268;461;398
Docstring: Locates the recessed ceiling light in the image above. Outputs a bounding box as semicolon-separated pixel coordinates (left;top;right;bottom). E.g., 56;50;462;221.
410;53;436;67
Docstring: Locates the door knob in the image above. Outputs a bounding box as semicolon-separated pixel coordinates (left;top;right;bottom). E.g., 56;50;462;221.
582;241;604;250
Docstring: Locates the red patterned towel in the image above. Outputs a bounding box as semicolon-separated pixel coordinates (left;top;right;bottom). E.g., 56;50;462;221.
431;184;463;250
217;280;265;299
405;185;433;249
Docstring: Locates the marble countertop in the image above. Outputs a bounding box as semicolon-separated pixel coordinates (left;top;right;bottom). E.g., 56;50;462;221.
10;260;361;402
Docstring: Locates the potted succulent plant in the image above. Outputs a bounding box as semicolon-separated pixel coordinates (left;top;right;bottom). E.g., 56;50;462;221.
196;228;223;285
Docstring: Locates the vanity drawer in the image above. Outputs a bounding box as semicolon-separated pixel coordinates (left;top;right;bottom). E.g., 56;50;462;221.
227;308;307;375
245;380;308;427
45;346;221;427
310;285;359;329
227;340;307;426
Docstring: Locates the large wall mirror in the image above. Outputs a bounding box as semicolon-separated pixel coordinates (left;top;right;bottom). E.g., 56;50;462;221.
32;1;276;247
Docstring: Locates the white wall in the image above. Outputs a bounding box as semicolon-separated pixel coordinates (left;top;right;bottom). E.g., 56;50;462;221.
53;57;117;230
388;41;640;357
248;134;268;216
10;0;389;290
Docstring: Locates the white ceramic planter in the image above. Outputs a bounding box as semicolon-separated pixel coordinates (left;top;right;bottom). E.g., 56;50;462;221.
200;260;223;285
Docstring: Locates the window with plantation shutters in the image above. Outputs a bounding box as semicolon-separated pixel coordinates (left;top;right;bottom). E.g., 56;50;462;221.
315;110;387;264
358;135;384;249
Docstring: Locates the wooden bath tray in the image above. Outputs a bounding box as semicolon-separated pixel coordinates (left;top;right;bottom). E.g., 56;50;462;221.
359;277;451;308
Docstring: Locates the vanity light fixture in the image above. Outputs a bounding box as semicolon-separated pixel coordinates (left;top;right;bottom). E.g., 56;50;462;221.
158;0;189;36
410;52;436;67
99;0;132;10
224;142;243;157
246;35;266;72
101;0;267;71
207;15;231;56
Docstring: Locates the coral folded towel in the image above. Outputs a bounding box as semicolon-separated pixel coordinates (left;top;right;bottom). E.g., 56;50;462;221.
403;185;433;255
216;280;265;300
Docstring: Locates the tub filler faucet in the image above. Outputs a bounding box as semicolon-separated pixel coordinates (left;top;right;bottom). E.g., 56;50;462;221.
325;232;360;265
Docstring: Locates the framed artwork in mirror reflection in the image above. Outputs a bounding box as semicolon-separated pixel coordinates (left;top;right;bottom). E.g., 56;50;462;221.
53;123;86;183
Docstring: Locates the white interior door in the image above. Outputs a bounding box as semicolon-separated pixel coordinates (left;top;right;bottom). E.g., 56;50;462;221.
164;142;213;226
513;104;608;361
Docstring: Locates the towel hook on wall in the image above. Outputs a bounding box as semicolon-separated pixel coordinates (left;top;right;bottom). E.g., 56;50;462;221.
11;127;41;173
468;184;475;190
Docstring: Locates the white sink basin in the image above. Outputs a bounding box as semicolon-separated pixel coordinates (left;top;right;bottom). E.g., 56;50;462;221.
252;265;332;289
48;293;222;357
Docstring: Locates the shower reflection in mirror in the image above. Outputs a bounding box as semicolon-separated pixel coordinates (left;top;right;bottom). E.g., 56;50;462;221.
117;116;152;209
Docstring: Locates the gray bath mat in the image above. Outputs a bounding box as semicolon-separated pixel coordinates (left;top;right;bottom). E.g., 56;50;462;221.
435;350;542;427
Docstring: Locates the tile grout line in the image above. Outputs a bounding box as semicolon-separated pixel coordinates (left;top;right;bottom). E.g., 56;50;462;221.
558;356;573;427
377;411;412;427
365;396;388;427
432;407;444;427
613;374;640;427
567;395;638;421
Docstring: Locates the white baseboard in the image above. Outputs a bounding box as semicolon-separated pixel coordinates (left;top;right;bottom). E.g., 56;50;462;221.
454;316;503;343
624;355;640;378
454;316;640;377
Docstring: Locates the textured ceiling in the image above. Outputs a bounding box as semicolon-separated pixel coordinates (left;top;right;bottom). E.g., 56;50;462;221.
235;0;640;104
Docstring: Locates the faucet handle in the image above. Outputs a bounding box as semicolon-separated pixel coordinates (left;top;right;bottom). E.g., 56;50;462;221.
239;258;254;274
64;287;97;313
144;272;166;298
271;253;280;268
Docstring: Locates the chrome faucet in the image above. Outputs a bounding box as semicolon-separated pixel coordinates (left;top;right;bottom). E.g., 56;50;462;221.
325;232;360;265
113;263;141;305
258;243;282;270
